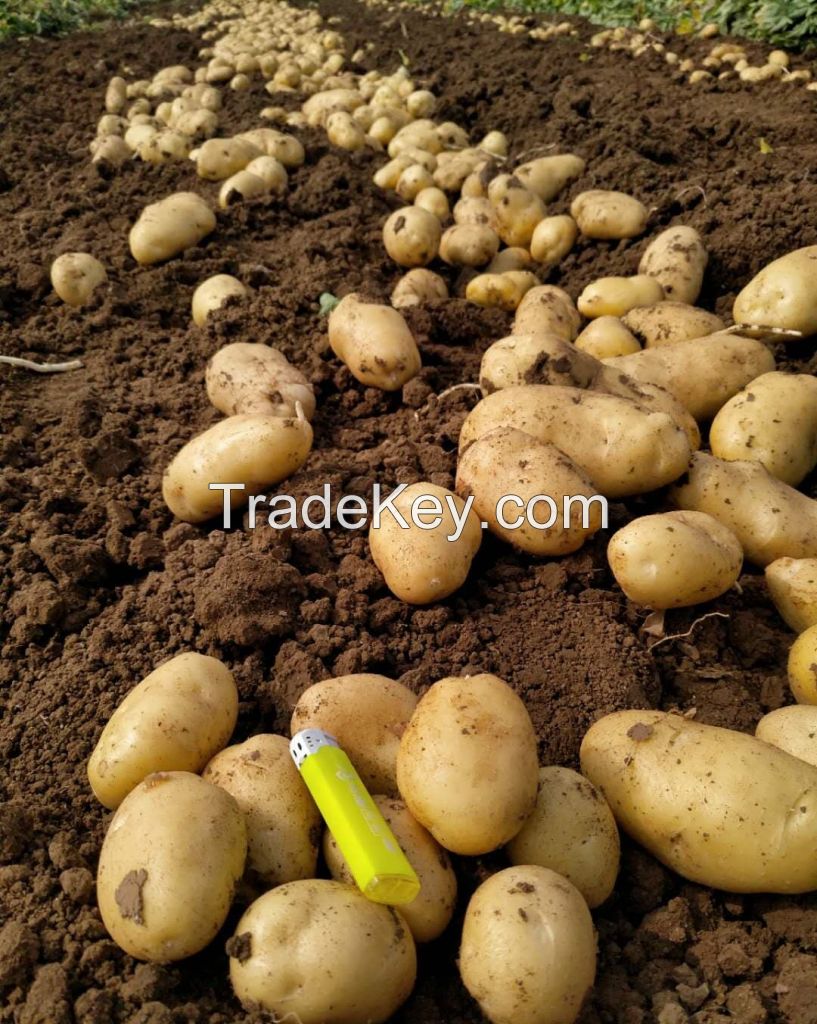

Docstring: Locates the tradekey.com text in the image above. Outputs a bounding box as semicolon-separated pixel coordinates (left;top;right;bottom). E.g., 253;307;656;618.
210;483;608;542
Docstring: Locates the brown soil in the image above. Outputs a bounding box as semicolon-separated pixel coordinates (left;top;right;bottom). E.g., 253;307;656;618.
2;2;817;1022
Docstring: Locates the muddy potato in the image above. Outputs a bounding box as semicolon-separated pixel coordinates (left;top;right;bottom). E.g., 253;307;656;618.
91;134;132;167
733;245;817;335
163;412;313;523
88;652;238;809
460;865;596;1024
129;192;216;265
466;272;524;311
491;180;546;248
513;285;580;340
395;164;435;201
571;189;649;239
203;735;320;888
374;154;414;190
191;274;247;326
413;186;449;221
453;196;498;232
249;129;304;168
638;225;708;304
328;293;421;390
765;558;817;633
302;87;363;126
368;482;481;604
105;76;127;114
324;796;456;941
622;302;724;347
507;767;620;908
514;153;586;201
575;317;640;359
756;706;817;766
479;129;508;158
530;214;578;265
789;625;817;704
97;772;247;960
406;88;436;117
139;129;190;164
397;674;538;854
578;275;665;318
50;252;107;307
391;268;448;308
206;342;315;420
486;247;533;274
229;880;416;1023
581;709;817;893
383;206;441;267
439;223;499;267
218;170;268;208
244;155;287;193
327;111;367;151
174;108;219;139
196;136;260;180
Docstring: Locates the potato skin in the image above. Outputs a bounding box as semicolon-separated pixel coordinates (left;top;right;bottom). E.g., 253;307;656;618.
228;880;416;1023
638;225;708;304
580;709;817;893
459;865;596;1024
196;136;260;180
383;206;441;267
733;245;817;335
129;192;216;265
97;772;247;961
88;652;238;809
513;285;580;341
205;342;315;420
396;674;539;854
756;706;817;767
788;625;817;704
622;302;724;348
515;153;585;201
328;293;421;391
571;189;648;239
391;268;448;308
191;274;247;326
50;252;107;307
765;557;817;633
439;223;499;267
577;275;664;319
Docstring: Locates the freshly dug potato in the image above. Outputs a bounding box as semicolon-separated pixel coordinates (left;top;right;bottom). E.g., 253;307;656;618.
244;155;287;193
581;709;817;893
530;214;578;265
91;134;132;167
433;150;484;192
638;225;707;304
229;880;416;1023
391;268;448;308
191;274;247;326
439;223;499;267
710;372;817;485
765;557;817;633
383;206;441;267
789;625;817;704
203;734;320;888
129;192;216;265
396;164;435;201
324;796;456;941
368;482;481;604
50;252;107;307
88;652;237;810
162;412;313;523
607;510;742;609
138;129;191;165
486;247;533;274
513;285;580;340
733;245;817;335
397;674;538;854
206;342;315;420
105;76;127;114
571;190;649;239
466;273;525;311
514;153;585;201
196;136;260;180
290;674;418;795
327;110;366;151
97;772;246;960
218;170;267;208
459;865;596;1024
374;154;414;190
413;186;449;221
246;129;304;168
479;129;508;158
491;180;546;247
453;196;498;231
328;293;421;390
622;302;724;347
174;108;219;139
302;87;363;126
756;706;817;766
578;275;665;318
507;766;619;908
575;316;640;359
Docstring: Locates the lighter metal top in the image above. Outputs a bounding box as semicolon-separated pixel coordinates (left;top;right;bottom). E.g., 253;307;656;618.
290;728;339;768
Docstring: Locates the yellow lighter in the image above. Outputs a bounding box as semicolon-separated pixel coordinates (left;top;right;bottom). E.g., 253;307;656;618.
290;728;420;906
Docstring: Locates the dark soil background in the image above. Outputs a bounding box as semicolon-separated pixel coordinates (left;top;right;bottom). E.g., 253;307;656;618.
3;2;817;1021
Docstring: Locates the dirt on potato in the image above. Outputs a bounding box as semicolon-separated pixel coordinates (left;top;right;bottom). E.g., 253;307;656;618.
3;1;817;1022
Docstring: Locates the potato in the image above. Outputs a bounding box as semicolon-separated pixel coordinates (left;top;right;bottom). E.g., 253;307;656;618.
605;332;776;421
789;625;817;704
302;87;363;126
203;735;320;888
491;180;546;247
90;134;132;167
163;412;313;523
88;652;237;810
196;136;260;180
374;154;414;190
97;772;246;960
327;110;367;151
465;272;525;311
439;223;499;267
437;121;469;150
244;155;287;193
328;293;421;390
241;129;304;167
395;164;434;201
453;196;498;232
406;89;436;117
129;192;216;265
513;285;580;340
174;108;219;139
456;427;603;555
756;706;817;766
479;129;508;158
324;796;456;941
460;865;596;1024
507;767;620;908
607;510;742;609
391;268;448;308
413;186;449;221
486;246;533;274
218;170;268;208
578;275;665;318
571;189;649;239
581;709;817;893
514;153;586;201
124;123;157;152
529;214;578;265
206;342;315;421
766;558;817;633
97;113;127;136
368;482;481;604
105;76;127;114
733;246;817;335
229;880;416;1022
575;316;640;359
191;274;247;327
383;206;441;267
710;372;817;485
622;301;724;347
138;129;190;164
50;252;107;307
291;674;418;795
638;225;708;304
397;674;538;854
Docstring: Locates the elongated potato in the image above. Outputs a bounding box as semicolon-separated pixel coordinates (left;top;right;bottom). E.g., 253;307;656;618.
162;412;313;523
513;285;580;340
50;252;107;307
397;674;538;854
491;181;546;248
514;153;585;201
383;206;441;267
97;772;247;960
571;189;648;239
733;245;817;335
578;275;665;318
129;192;216;265
765;557;817;633
439;223;499;267
581;709;817;893
529;214;578;265
460;865;596;1024
328;293;421;390
191;274;247;326
391;268;448;308
465;273;525;311
638;225;707;304
196;137;260;180
575;316;640;359
622;302;724;347
302;87;363;126
789;625;817;704
756;706;817;766
206;342;315;420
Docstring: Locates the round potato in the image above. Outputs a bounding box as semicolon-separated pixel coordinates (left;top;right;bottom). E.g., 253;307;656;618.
205;342;315;420
733;245;817;335
788;625;817;704
622;302;724;347
383;206;441;267
486;247;533;274
439;223;499;267
575;316;641;359
396;164;435;201
765;557;817;633
513;285;580;341
414;186;449;222
244;155;287;193
529;214;578;265
129;192;216;265
191;274;247;327
756;705;817;767
50;252;107;307
453;196;498;232
391;268;448;308
466;272;524;311
328;293;421;391
638;225;708;304
578;275;665;319
491;181;546;248
571;189;648;239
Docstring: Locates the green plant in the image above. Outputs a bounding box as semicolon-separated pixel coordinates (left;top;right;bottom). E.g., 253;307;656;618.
0;0;152;40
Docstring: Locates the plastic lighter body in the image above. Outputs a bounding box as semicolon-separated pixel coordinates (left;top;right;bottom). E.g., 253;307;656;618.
290;728;420;905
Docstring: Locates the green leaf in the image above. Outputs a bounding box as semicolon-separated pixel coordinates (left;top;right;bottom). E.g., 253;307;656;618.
318;292;341;316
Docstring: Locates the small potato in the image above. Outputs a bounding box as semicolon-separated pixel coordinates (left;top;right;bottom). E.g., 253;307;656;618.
244;155;287;193
124;123;157;152
756;706;817;766
302;87;363;126
710;372;817;485
240;129;304;168
328;293;421;390
206;342;314;420
191;274;247;326
622;301;724;347
229;880;416;1023
196;136;261;180
513;285;580;340
97;772;247;960
174;108;219;139
514;153;586;202
383;206;441;268
465;272;525;311
437;121;469;149
491;180;546;248
50;252;107;307
373;154;414;190
765;558;817;633
203;735;320;888
507;767;620;908
397;674;538;854
369;115;401;147
105;76;127;114
578;275;665;318
327;110;367;151
571;189;649;239
162;412;313;523
97;113;126;137
218;170;267;208
575;317;640;359
138;129;190;164
369;482;481;604
486;247;533;274
396;164;435;201
388;122;442;158
324;796;456;941
406;89;436;117
789;625;817;704
733;245;817;335
129;192;216;265
638;225;708;304
413;186;449;221
581;709;817;893
453;196;498;232
460;865;596;1024
530;214;578;265
607;510;743;609
439;223;499;267
391;268;448;308
88;652;238;809
90;135;132;167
